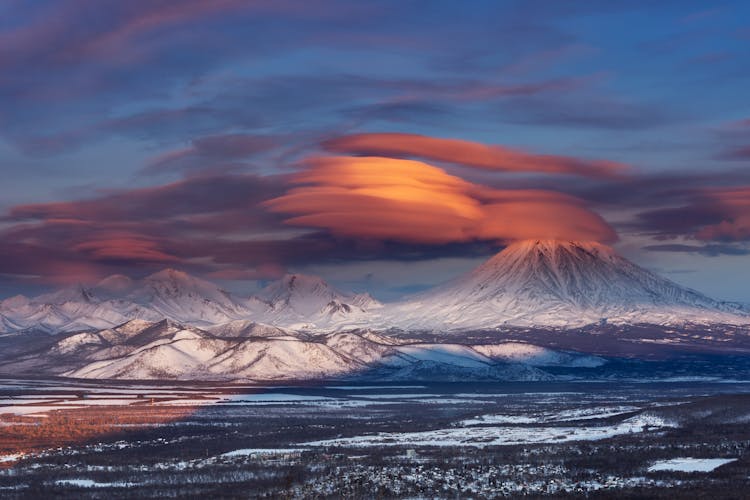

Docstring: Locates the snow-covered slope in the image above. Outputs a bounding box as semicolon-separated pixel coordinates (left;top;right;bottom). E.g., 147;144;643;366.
0;271;379;334
247;273;381;328
0;287;157;334
381;240;748;330
0;319;554;381
0;270;234;333
126;269;250;325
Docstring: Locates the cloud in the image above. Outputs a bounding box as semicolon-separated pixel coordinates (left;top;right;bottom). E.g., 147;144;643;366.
0;170;510;286
0;1;377;153
205;264;286;281
720;146;750;160
264;156;617;244
143;133;279;175
633;186;750;243
7;173;285;223
323;133;629;179
71;233;180;263
643;243;750;256
495;95;678;130
693;188;750;241
0;173;289;283
714;117;750;161
341;101;451;125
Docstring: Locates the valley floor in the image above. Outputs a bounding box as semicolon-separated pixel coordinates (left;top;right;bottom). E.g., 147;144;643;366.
0;379;749;498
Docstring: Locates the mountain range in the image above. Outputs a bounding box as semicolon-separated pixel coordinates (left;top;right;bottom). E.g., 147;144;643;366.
0;239;748;381
0;268;379;334
2;240;746;335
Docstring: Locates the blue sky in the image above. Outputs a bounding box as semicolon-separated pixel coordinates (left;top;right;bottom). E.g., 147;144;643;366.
1;0;749;302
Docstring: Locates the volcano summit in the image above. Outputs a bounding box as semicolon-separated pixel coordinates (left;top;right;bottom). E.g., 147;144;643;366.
383;240;747;331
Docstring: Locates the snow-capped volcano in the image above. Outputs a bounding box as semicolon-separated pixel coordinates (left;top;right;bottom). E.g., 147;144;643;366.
384;239;748;330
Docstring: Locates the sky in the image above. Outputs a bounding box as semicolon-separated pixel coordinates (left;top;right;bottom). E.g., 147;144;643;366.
1;0;749;302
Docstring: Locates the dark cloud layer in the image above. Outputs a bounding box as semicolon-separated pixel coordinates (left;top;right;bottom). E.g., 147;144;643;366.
633;187;750;243
643;243;750;256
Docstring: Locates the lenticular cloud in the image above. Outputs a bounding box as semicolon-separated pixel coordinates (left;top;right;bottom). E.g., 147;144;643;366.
265;156;617;244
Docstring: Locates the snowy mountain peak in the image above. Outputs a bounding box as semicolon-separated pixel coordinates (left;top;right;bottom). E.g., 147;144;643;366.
35;284;97;305
144;268;200;286
267;273;333;295
479;240;617;275
256;273;350;316
388;239;748;329
501;239;616;258
139;268;231;301
95;274;135;293
244;273;383;326
0;294;30;309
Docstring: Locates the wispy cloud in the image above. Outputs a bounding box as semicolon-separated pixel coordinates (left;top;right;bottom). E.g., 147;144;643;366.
323;132;630;178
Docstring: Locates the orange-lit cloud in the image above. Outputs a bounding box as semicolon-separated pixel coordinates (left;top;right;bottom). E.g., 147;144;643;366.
323;133;629;179
264;156;617;244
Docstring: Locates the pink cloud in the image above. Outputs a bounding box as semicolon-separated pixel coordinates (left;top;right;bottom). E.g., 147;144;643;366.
323;133;629;179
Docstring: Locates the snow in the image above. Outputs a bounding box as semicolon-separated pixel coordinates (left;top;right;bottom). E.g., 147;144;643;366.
0;454;24;463
0;394;170;415
221;448;305;457
57;321;553;381
0;399;58;405
151;398;222;406
247;273;382;326
149;393;339;406
54;479;136;488
354;394;437;399
0;405;85;415
303;414;677;448
326;385;426;390
218;393;336;402
54;398;144;406
648;458;737;472
472;343;605;367
393;344;491;368
461;406;642;426
552;406;641;421
0;269;379;334
461;415;540;425
410;398;487;405
453;392;583;399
